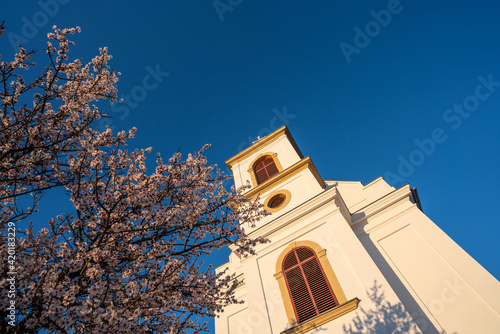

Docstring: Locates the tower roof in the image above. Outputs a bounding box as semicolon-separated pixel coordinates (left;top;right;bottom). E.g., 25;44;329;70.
225;126;303;169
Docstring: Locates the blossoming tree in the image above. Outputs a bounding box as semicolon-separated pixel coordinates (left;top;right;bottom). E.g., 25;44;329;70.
0;23;266;333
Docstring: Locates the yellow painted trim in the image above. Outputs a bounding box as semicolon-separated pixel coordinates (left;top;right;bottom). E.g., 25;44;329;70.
264;189;291;213
244;157;324;199
247;152;284;187
281;298;360;334
274;270;297;327
225;126;303;170
274;240;348;327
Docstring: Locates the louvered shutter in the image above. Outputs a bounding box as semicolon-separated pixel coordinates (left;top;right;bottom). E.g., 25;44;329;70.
254;157;279;184
286;266;316;323
268;194;286;208
255;164;269;184
264;159;279;178
296;247;314;262
302;258;338;313
283;251;298;270
283;247;338;324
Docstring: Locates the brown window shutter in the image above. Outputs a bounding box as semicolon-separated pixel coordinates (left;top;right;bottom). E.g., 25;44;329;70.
254;156;279;184
255;168;269;184
295;247;314;262
265;162;279;178
283;252;298;270
268;194;286;208
285;266;316;323
283;247;338;324
302;258;338;313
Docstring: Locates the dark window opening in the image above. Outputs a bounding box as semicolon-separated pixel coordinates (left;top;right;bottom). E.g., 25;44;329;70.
268;194;286;209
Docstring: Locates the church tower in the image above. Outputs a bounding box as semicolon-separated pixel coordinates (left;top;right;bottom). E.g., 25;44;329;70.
215;126;500;334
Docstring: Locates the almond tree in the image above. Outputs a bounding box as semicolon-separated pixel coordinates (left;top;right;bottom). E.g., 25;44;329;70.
0;23;266;333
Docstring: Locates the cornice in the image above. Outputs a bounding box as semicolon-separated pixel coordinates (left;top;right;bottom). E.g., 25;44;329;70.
363;176;385;188
350;184;413;227
245;186;341;241
225;125;303;169
243;156;325;198
281;298;360;334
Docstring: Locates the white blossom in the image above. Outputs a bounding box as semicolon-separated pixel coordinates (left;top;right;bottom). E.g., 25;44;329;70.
0;23;267;333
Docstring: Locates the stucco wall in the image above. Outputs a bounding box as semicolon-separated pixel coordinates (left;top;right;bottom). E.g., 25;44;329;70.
354;191;500;333
230;135;302;189
217;189;419;333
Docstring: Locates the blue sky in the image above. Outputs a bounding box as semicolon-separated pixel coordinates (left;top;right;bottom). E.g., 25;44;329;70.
2;0;500;330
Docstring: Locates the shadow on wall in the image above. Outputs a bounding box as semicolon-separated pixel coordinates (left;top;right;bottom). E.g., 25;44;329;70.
343;281;420;334
342;282;456;334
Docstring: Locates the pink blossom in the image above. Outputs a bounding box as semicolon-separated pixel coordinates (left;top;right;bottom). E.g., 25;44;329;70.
0;22;267;333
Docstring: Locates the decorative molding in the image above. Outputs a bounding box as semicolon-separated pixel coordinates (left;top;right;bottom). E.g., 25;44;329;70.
351;184;413;227
274;240;348;327
244;157;324;199
363;176;385;188
225;125;303;169
264;189;292;213
247;186;340;238
247;152;284;187
281;298;360;334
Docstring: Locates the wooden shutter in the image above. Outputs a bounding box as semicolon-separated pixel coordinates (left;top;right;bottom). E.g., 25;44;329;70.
268;194;286;208
254;157;279;184
302;257;338;313
283;247;338;324
264;159;279;178
255;164;269;184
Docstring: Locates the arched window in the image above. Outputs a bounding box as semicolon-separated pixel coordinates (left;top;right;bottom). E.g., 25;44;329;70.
283;247;338;324
275;241;358;331
254;156;279;184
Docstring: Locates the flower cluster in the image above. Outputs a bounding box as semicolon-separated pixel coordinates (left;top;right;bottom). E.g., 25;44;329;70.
0;23;266;333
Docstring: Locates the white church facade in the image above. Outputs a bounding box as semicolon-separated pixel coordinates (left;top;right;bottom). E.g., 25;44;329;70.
214;126;500;334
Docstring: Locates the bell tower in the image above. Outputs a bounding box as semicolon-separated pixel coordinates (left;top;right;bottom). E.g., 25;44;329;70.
225;126;325;232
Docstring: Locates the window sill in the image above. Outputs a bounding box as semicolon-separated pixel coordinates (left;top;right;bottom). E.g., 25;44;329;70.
281;298;360;334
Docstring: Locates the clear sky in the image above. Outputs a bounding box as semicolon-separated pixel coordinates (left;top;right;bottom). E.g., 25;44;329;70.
2;0;500;331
